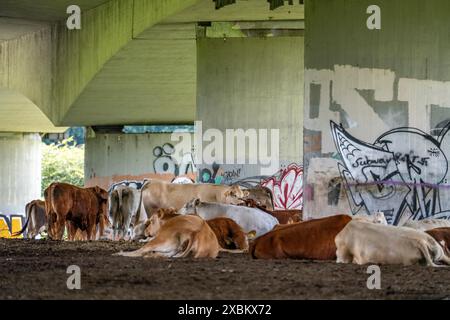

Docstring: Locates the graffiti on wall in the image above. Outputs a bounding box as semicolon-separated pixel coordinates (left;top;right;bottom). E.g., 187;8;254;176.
153;143;196;183
306;65;450;154
260;164;304;210
331;120;450;225
0;214;25;238
200;163;304;210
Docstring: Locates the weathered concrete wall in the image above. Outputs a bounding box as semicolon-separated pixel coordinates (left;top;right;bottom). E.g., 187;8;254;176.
0;133;41;214
85;132;196;190
304;0;450;223
197;36;304;209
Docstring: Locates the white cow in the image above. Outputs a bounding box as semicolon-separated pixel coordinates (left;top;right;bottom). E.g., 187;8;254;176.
178;198;278;237
335;220;450;267
402;217;450;231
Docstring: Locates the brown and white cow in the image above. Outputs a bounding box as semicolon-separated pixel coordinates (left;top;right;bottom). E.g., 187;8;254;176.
140;180;244;216
238;198;302;224
335;220;450;267
425;228;450;255
114;214;219;258
44;182;109;240
250;215;353;260
13;200;47;239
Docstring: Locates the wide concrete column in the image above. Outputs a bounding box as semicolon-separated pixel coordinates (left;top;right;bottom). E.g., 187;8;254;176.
0;133;41;215
196;36;304;210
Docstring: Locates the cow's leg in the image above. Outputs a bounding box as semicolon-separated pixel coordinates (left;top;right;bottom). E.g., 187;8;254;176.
336;247;353;264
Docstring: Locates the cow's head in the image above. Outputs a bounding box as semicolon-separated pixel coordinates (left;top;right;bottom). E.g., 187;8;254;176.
353;211;388;225
144;214;161;238
178;198;201;215
224;185;247;205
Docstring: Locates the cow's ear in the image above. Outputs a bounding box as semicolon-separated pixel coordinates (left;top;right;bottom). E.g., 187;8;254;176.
243;190;250;197
247;230;257;239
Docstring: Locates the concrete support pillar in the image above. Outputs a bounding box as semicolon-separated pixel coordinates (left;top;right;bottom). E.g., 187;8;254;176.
0;133;41;215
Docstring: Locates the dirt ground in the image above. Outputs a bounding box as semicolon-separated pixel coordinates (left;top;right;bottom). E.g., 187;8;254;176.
0;238;449;300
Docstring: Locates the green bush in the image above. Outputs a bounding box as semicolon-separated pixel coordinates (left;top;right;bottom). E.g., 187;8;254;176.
41;138;84;195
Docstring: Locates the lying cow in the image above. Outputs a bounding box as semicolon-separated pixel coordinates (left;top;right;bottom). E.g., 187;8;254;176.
402;217;450;231
335;220;450;267
179;198;278;237
140;180;245;216
250;215;352;260
425;228;450;255
238;198;302;224
109;185;146;240
114;215;219;258
206;217;254;252
241;186;274;210
44;182;109;240
131;208;178;242
13;200;47;239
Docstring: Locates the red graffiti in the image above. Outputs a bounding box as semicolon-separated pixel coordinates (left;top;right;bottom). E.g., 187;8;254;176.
261;164;304;210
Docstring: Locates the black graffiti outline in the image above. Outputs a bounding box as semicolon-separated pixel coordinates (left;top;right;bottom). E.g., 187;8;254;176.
331;120;450;224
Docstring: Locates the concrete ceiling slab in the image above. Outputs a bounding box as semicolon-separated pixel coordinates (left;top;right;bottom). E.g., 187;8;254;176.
0;88;66;132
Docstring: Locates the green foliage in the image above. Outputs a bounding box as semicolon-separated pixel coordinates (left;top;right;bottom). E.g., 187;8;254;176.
41;137;84;195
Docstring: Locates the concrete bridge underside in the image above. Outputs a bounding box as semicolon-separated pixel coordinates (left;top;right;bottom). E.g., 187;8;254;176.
0;0;304;132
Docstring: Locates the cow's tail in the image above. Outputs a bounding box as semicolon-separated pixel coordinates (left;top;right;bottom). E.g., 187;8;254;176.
12;217;30;237
12;202;34;237
135;179;152;223
174;233;195;258
249;241;258;259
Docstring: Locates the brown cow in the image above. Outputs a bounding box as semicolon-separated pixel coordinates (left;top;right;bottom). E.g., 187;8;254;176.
426;227;450;255
115;214;219;258
44;182;109;240
238;198;302;224
250;215;352;260
206;217;253;251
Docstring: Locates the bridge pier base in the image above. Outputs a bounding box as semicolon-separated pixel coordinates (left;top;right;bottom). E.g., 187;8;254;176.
0;133;41;215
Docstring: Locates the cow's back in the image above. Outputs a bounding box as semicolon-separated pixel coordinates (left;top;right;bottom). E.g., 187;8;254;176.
207;217;248;250
142;180;229;210
251;214;352;260
196;202;278;237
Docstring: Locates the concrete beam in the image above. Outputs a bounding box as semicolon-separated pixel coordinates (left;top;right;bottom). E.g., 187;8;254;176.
0;0;201;132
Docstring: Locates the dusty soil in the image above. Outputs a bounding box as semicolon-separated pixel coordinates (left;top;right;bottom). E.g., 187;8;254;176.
0;239;449;300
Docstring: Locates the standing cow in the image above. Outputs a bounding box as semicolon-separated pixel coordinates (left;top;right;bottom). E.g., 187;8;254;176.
140;179;245;216
13;200;47;239
109;185;146;240
44;182;109;240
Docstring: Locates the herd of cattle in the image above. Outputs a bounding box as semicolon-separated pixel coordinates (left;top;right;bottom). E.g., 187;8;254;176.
15;180;450;267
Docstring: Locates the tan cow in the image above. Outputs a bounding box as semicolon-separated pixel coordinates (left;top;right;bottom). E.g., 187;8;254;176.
114;214;219;258
335;220;450;267
140;180;244;216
